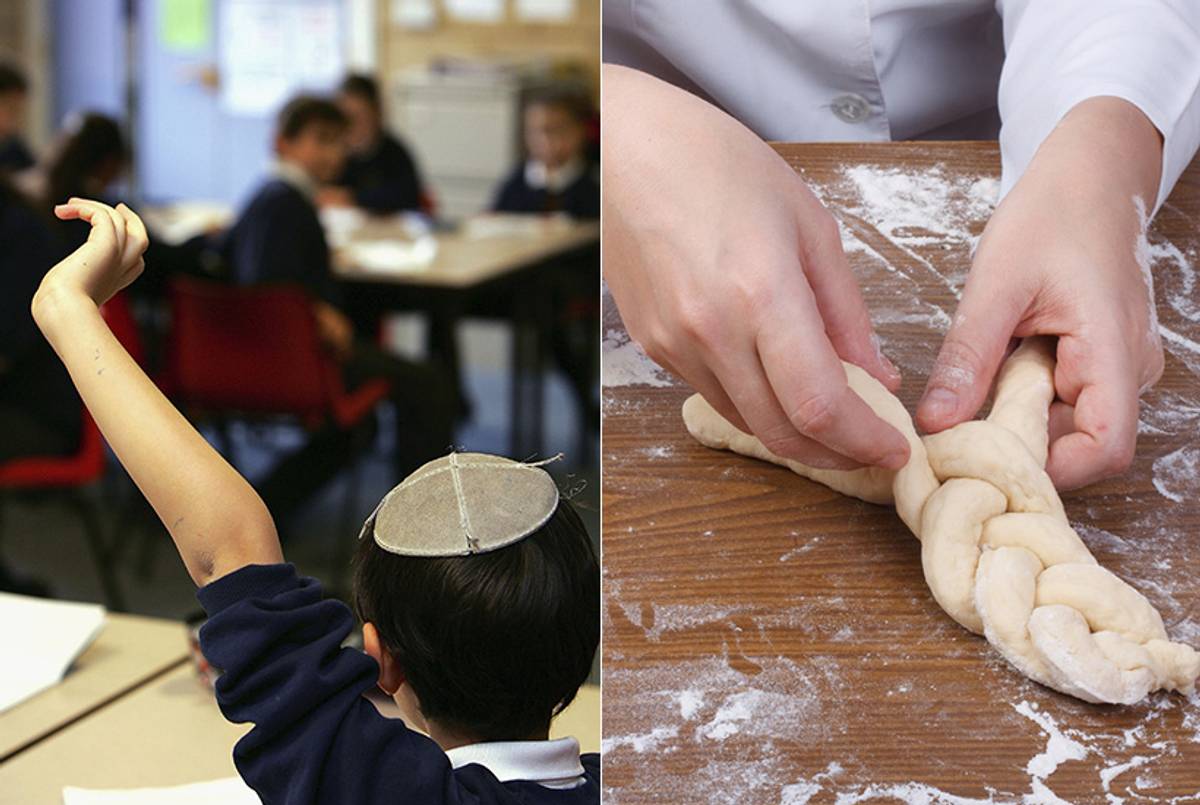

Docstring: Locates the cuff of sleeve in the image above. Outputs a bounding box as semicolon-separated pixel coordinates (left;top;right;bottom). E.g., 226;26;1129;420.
197;563;302;616
1000;81;1200;214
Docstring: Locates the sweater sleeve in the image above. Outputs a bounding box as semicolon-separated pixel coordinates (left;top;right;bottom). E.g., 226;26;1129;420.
996;0;1200;212
197;564;474;805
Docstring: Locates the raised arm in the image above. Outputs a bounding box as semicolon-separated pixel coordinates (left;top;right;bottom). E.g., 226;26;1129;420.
31;199;282;585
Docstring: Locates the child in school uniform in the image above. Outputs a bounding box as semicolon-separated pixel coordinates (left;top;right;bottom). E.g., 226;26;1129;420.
320;74;426;215
217;95;456;527
492;86;599;220
30;198;601;804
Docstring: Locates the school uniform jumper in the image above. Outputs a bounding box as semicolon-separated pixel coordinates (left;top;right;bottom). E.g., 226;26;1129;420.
198;563;600;805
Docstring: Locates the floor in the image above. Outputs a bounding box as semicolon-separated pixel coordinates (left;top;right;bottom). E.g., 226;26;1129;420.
0;320;600;676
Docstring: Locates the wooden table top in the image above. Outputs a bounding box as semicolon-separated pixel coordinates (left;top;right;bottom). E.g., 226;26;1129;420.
0;663;247;803
0;664;599;803
0;613;189;762
333;216;599;289
601;142;1200;804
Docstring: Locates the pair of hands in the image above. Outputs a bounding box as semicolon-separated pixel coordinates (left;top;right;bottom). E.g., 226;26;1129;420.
604;66;1164;490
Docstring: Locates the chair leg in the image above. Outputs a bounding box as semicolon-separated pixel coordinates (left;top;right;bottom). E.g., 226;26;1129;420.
72;493;127;612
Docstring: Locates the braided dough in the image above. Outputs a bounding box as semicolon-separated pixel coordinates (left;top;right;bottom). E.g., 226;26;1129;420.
682;338;1200;704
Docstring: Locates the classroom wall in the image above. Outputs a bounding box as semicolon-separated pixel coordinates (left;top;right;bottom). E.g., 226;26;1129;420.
374;0;600;99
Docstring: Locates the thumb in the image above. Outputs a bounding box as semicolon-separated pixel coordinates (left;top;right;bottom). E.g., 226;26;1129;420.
802;213;901;391
917;276;1025;433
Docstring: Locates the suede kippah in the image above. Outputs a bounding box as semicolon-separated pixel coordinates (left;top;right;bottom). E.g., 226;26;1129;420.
360;452;561;556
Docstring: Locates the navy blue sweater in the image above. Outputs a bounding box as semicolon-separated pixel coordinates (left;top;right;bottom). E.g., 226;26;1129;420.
491;165;599;220
336;134;424;214
219;179;342;307
197;563;600;805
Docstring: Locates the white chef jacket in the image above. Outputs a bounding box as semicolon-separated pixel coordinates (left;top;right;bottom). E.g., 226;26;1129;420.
603;0;1200;211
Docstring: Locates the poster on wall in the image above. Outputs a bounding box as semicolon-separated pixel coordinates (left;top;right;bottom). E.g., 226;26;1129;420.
219;0;342;116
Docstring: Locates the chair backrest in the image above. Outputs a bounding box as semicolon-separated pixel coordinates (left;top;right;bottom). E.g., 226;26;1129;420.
165;276;342;423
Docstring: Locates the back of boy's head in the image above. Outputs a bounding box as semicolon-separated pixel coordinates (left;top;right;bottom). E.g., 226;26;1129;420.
0;62;28;96
352;496;600;742
339;74;381;111
276;94;347;141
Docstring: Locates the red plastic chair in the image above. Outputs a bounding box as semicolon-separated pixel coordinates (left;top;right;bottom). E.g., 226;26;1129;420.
163;277;390;556
164;277;388;428
0;295;141;609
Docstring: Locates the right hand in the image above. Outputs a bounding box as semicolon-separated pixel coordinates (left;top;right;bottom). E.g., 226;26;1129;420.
34;198;148;311
312;300;355;360
602;66;908;470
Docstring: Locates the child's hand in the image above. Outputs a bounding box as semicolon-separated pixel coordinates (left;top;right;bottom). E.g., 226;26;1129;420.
917;98;1164;490
35;198;149;311
603;65;907;471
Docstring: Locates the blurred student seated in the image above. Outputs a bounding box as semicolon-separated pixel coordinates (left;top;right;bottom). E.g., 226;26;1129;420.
0;177;71;596
0;178;75;461
492;85;599;220
318;74;427;215
216;95;455;527
0;62;34;173
33;113;128;250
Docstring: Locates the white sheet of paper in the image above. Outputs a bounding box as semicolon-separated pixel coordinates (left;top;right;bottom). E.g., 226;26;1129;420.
444;0;504;23
220;1;343;116
63;777;261;805
391;0;437;29
345;236;438;273
0;593;106;713
515;0;575;22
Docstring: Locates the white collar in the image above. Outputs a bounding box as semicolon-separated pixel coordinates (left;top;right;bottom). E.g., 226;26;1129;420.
524;156;586;193
272;160;317;201
445;736;587;790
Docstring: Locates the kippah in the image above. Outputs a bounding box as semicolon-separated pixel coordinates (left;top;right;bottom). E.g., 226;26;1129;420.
360;452;561;556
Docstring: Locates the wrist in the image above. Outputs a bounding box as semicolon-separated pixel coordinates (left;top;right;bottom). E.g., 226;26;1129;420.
1025;96;1162;212
31;280;99;339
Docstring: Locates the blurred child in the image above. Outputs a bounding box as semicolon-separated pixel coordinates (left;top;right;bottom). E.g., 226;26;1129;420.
0;62;33;173
492;86;599;220
320;74;426;214
30;198;600;803
42;113;128;249
0;178;74;462
218;95;455;525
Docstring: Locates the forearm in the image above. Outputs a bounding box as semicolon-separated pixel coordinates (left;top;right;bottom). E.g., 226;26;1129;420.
31;284;282;586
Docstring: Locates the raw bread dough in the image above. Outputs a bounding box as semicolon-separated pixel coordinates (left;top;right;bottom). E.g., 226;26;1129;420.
681;337;1200;704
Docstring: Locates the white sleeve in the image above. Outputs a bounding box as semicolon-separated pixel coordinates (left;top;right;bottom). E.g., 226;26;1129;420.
996;0;1200;211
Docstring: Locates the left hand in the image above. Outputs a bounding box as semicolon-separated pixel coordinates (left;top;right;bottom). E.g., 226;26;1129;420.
34;198;149;311
916;98;1164;490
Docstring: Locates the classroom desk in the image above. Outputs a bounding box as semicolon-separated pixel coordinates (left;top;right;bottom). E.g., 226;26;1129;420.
0;612;189;763
0;658;600;804
335;218;600;458
601;142;1200;803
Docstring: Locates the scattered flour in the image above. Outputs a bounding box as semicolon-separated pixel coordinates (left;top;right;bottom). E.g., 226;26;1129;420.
601;329;674;387
1151;445;1200;503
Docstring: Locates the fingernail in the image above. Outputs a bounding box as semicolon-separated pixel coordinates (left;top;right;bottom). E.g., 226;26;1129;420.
921;387;958;420
883;449;909;469
882;354;900;381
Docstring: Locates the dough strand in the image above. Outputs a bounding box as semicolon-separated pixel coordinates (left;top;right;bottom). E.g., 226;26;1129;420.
682;337;1200;704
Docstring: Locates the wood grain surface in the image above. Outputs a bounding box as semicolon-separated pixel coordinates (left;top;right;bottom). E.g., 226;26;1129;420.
601;142;1200;804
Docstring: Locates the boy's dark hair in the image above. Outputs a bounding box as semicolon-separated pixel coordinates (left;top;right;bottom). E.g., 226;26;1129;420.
353;496;600;742
276;95;347;140
339;73;381;111
0;62;28;95
524;83;593;123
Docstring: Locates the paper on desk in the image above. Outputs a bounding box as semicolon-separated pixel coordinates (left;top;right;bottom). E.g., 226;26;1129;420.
0;593;106;713
344;236;437;273
63;777;261;804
